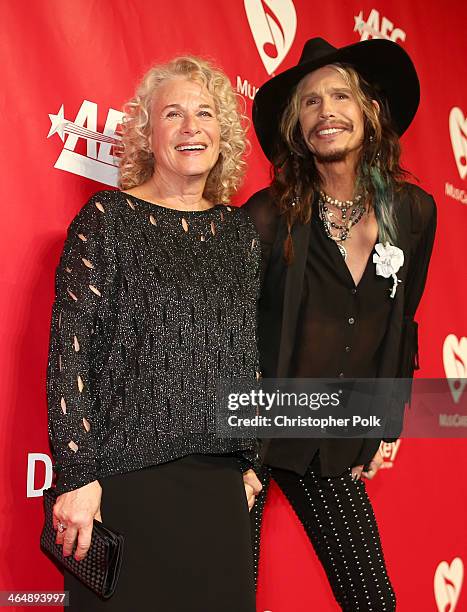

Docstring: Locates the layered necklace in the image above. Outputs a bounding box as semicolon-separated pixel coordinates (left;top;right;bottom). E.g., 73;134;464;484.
318;190;366;260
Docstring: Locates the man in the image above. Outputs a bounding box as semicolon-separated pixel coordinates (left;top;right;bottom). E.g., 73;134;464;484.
243;38;436;611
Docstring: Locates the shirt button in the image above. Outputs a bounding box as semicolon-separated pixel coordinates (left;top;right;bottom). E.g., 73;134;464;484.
345;346;352;352
348;317;355;325
351;288;357;295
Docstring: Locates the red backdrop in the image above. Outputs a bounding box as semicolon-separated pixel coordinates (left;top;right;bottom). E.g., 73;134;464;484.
1;1;466;611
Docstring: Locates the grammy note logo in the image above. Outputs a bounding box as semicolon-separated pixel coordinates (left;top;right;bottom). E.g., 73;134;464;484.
244;0;297;75
449;107;467;180
434;558;464;612
443;334;467;404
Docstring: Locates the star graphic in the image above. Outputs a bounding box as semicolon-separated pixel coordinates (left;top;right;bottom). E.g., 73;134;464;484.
354;11;365;34
47;105;68;141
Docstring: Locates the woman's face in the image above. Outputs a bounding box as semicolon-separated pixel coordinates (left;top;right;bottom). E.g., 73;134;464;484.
150;77;221;184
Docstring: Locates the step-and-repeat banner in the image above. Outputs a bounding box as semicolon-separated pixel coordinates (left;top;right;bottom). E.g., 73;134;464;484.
1;1;466;610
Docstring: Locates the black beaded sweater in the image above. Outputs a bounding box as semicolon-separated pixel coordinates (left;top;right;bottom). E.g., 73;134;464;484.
47;190;260;493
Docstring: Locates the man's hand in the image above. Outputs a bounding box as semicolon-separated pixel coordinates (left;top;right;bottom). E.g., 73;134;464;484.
351;446;384;481
52;480;102;561
243;469;262;511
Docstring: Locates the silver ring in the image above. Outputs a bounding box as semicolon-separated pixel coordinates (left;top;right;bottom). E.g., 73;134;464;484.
57;522;67;533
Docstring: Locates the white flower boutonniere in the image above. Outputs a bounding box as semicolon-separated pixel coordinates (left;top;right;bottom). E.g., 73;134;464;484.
373;242;404;298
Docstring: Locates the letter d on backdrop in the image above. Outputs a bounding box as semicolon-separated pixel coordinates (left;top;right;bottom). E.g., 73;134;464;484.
27;453;53;498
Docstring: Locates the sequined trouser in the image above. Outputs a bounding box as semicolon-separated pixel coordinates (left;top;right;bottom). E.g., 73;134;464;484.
251;460;396;611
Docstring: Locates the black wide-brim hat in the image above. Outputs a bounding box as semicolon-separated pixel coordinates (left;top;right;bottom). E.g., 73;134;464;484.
253;37;420;161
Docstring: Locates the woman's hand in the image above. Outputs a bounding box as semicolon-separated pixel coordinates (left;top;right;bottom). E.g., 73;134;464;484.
52;480;102;561
243;469;262;511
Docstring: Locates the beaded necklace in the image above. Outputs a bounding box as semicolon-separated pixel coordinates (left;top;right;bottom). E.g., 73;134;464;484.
318;191;366;260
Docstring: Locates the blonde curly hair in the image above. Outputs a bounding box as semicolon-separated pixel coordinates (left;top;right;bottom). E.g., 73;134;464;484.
118;56;248;203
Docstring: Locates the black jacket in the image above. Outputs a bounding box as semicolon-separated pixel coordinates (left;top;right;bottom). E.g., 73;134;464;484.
243;183;437;476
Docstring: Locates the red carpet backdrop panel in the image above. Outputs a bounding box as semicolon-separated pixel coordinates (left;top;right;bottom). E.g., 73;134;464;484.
0;1;466;610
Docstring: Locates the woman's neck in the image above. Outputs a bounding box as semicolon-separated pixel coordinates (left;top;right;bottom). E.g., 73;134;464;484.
124;171;214;211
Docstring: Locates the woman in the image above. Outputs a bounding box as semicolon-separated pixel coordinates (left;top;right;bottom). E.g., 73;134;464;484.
47;56;262;611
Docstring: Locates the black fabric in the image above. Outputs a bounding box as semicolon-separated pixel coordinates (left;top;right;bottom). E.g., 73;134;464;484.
64;455;256;612
47;191;260;493
243;183;436;475
277;200;392;473
252;459;396;611
291;200;392;378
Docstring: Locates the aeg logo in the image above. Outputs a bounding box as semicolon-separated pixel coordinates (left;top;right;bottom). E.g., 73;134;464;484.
47;101;123;186
379;440;401;469
354;9;406;43
434;558;464;612
244;0;297;75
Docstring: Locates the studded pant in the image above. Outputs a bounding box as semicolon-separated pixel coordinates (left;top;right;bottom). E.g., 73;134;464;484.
252;459;396;611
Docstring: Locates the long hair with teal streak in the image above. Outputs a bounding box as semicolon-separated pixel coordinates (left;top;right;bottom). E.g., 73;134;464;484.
360;163;398;246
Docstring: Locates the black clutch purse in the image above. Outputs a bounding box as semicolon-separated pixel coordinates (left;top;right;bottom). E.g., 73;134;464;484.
40;488;124;599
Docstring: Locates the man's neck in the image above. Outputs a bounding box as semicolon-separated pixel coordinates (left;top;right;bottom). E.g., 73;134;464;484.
316;158;358;202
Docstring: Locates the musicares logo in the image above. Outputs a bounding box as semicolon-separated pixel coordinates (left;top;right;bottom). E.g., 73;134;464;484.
244;0;297;75
354;9;406;43
47;101;123;186
443;335;467;404
449;107;467;180
434;558;464;612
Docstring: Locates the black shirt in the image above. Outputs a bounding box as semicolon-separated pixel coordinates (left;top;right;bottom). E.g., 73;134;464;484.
243;184;437;476
291;203;392;379
47;191;260;493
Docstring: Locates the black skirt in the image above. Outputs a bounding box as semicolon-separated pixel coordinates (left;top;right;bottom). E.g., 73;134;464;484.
65;454;256;612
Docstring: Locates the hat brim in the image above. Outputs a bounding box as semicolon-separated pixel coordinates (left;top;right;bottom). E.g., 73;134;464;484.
253;39;420;161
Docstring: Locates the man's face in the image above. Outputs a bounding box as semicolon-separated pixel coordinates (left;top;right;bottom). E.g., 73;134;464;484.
298;65;365;164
